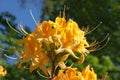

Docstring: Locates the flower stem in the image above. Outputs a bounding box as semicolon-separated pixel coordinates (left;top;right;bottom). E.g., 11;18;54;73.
51;58;55;79
49;52;56;80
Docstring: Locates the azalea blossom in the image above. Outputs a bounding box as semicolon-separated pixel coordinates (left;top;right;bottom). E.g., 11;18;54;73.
82;65;97;80
19;16;97;77
54;65;97;80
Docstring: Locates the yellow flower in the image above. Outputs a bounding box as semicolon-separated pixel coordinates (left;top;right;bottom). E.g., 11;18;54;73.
55;17;90;64
19;16;94;76
38;21;56;37
30;51;49;76
0;65;7;77
55;17;89;49
54;67;84;80
19;33;37;68
82;65;97;80
18;32;50;75
54;65;97;80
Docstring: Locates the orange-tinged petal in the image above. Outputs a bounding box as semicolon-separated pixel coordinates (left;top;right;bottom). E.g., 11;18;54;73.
55;17;66;26
55;17;90;63
54;66;97;80
30;52;49;75
82;65;97;80
54;67;84;80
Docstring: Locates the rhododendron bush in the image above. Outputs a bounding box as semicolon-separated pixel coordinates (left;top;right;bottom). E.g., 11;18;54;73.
16;13;108;80
1;10;109;80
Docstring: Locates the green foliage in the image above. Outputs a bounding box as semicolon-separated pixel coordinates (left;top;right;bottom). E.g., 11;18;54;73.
4;65;44;80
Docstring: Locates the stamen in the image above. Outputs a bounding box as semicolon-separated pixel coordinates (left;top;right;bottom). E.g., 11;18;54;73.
70;63;74;67
47;69;51;77
89;33;109;47
0;46;21;59
86;22;102;34
56;35;62;49
95;37;110;51
81;26;89;34
89;34;110;52
19;23;28;35
6;18;23;35
89;44;101;52
29;9;38;25
59;11;62;18
37;71;49;79
4;53;18;60
63;5;66;18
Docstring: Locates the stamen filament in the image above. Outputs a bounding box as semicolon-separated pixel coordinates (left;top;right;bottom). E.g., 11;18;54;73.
89;33;109;47
30;9;38;25
6;18;23;34
4;53;18;59
19;23;28;35
86;22;102;34
37;71;49;79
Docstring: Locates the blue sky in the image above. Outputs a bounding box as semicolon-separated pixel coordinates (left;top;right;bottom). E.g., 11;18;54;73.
0;0;43;31
0;0;43;65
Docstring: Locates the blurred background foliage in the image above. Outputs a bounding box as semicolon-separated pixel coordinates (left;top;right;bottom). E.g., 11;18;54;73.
0;0;120;80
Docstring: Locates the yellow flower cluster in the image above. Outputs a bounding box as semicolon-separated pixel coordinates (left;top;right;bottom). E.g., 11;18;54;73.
0;65;7;77
54;65;97;80
19;17;97;79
